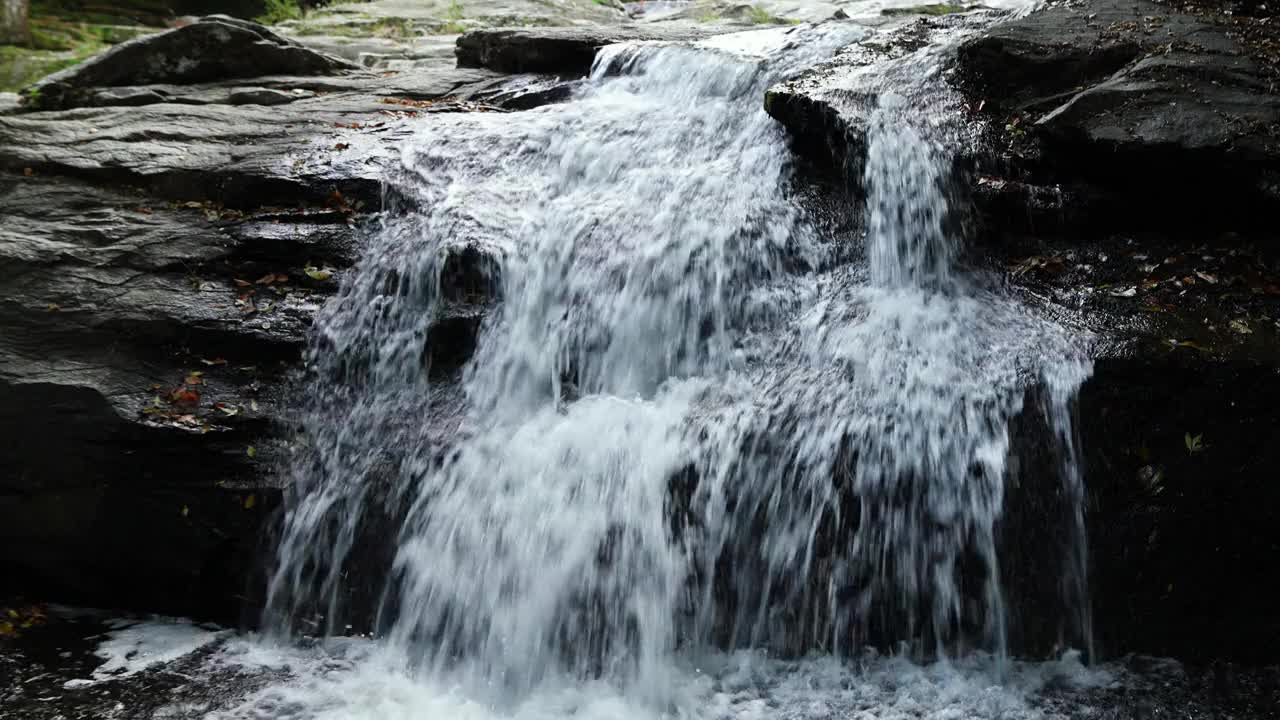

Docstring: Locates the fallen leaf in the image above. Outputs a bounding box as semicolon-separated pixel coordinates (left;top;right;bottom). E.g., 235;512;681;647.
1195;271;1219;284
244;494;257;510
201;357;227;366
215;403;239;416
1184;432;1206;454
234;279;252;287
246;445;257;458
1108;286;1138;297
334;142;350;151
184;371;204;385
304;266;333;281
1229;318;1252;335
169;387;201;407
181;505;189;517
22;167;33;177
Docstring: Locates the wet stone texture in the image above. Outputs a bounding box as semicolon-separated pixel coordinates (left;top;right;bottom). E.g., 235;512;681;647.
1;0;1278;701
762;0;1280;666
0;15;537;626
953;0;1280;667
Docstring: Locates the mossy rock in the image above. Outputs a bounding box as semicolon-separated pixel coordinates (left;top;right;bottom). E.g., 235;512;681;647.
881;3;983;16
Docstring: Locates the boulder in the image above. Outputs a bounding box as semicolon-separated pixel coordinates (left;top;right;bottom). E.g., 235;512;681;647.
0;29;513;618
763;16;976;176
958;0;1280;222
24;16;358;111
0;175;351;621
455;25;728;74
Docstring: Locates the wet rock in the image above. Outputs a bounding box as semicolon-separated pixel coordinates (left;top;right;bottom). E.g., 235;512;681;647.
456;25;727;74
958;0;1280;223
1081;354;1280;664
24;17;358;111
0;175;357;622
990;219;1280;662
764;17;969;176
0;66;506;208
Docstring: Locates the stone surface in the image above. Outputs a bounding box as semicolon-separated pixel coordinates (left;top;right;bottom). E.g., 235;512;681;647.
958;0;1280;220
0;65;521;208
456;24;731;74
24;17;357;110
0;174;354;620
764;15;979;175
0;19;524;620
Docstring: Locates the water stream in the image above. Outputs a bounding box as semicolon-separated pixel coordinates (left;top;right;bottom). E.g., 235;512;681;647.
258;16;1095;718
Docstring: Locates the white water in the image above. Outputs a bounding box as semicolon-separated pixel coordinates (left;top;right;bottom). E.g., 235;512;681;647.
263;16;1094;717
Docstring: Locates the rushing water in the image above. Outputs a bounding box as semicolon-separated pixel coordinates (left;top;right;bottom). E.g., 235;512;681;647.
263;17;1094;716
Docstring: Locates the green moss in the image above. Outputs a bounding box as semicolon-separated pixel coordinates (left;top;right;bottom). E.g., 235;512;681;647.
445;0;465;21
256;0;303;24
0;11;135;92
0;44;100;92
747;5;773;23
30;0;175;27
434;19;468;34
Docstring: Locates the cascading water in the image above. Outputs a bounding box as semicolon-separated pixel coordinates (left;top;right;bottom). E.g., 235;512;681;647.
264;17;1095;714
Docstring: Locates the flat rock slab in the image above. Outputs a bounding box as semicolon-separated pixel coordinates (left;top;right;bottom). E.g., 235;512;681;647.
26;17;358;111
958;0;1280;208
456;24;738;74
0;173;354;620
0;66;513;208
764;16;977;175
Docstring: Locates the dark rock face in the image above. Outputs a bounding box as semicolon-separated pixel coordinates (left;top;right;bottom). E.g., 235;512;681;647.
764;1;1280;665
0;17;520;622
763;17;973;177
25;17;357;110
0;175;353;622
456;25;724;74
958;0;1280;224
1082;355;1280;665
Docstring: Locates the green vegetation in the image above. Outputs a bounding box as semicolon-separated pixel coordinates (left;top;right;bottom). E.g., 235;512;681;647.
0;11;133;91
292;15;416;38
256;0;303;24
747;4;776;23
445;0;464;21
881;3;975;16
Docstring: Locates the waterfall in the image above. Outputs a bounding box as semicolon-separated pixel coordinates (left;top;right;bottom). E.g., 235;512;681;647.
263;19;1095;709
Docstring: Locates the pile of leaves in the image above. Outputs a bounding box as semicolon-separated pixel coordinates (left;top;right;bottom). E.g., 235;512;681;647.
0;605;46;639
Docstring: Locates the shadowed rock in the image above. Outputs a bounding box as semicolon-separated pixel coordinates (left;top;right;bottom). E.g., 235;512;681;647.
958;0;1280;219
25;16;358;111
456;25;728;74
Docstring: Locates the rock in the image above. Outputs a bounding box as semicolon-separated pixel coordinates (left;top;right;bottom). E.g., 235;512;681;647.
24;16;358;111
456;25;728;74
764;17;967;175
957;0;1280;223
0;19;511;616
0;66;509;208
0;175;349;622
1081;354;1280;664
